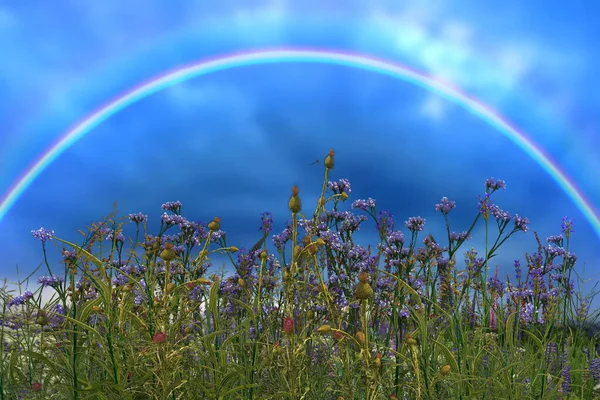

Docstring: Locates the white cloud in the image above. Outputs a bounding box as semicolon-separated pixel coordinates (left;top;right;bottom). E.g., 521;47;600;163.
419;94;448;120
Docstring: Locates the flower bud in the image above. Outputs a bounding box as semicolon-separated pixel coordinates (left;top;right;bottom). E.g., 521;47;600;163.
440;364;451;376
288;186;302;214
324;149;335;169
355;331;366;347
317;324;332;334
208;217;221;231
160;243;177;261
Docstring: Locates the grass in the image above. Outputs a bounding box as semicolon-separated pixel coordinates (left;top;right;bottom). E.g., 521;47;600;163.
1;148;599;399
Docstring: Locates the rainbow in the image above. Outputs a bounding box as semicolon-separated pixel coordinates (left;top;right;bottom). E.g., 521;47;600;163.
1;48;599;240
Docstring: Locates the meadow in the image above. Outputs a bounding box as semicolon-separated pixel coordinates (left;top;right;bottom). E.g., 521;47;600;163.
1;148;599;399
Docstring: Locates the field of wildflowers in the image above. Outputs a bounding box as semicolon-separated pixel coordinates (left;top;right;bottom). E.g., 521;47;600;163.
1;149;599;399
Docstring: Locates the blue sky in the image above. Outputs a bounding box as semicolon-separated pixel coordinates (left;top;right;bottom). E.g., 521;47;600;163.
0;1;599;305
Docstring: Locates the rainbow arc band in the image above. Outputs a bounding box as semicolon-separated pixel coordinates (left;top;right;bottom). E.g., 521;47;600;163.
0;48;599;240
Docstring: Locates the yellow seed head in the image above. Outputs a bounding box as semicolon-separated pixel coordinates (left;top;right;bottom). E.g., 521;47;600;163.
229;246;239;252
440;364;451;376
406;337;418;346
316;238;326;246
324;149;335;169
238;278;246;288
92;305;103;313
374;353;382;369
260;250;268;260
341;192;349;201
317;324;332;334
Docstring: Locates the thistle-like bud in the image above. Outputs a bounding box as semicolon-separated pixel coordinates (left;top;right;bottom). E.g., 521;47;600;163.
293;245;302;259
355;272;374;300
166;282;176;294
160;243;177;261
260;250;268;260
373;353;383;369
288;185;302;214
208;217;221;231
324;149;335;169
440;364;451;376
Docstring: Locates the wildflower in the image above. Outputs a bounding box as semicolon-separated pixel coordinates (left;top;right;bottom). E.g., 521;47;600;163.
405;216;426;232
513;214;529;232
449;231;471;242
435;197;456;214
283;316;294;335
561;361;571;394
561;216;574;238
153;331;167;344
128;212;148;224
161;200;182;213
37;275;64;287
31;227;54;242
31;382;42;392
327;178;351;194
352;197;376;211
288;186;302;214
485;177;506;192
8;291;33;307
259;212;274;235
590;358;600;383
317;325;332;334
355;272;374;300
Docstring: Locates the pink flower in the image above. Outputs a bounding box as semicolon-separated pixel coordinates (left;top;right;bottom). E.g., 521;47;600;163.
153;331;167;344
32;382;42;392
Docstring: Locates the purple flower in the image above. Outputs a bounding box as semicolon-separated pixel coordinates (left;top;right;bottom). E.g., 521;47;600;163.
352;198;376;211
546;235;563;246
514;259;522;281
8;291;34;307
128;212;148;224
259;212;274;235
513;214;529;232
590;358;600;383
485;178;506;192
161;212;185;226
478;193;492;219
450;231;471;242
31;227;54;242
435;197;456;214
561;216;574;238
327;178;351;194
37;276;64;287
405;216;426;232
272;224;292;252
161;201;182;213
387;230;405;246
376;210;394;236
561;361;571;394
